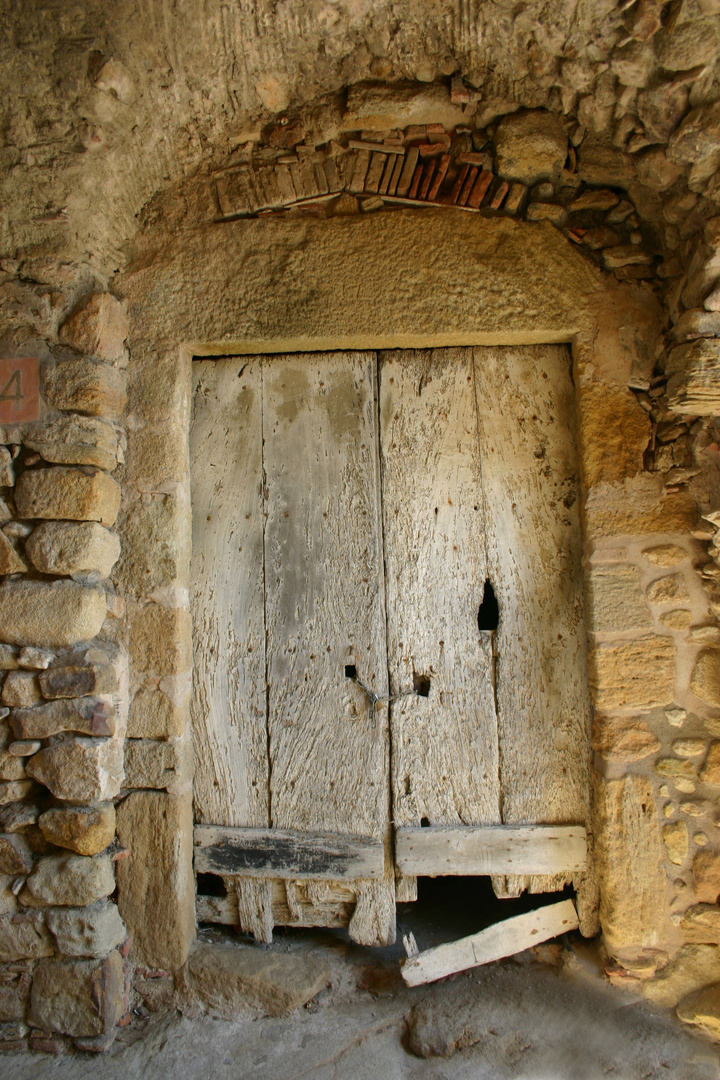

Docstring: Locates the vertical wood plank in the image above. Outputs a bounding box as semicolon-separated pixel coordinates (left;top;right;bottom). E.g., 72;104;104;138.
263;351;389;839
190;359;268;828
473;344;590;895
263;351;395;944
379;348;501;829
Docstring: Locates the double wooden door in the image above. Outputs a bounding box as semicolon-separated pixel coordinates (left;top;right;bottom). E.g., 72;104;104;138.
190;347;590;944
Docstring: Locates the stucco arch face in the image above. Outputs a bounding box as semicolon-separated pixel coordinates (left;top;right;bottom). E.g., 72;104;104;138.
115;207;685;972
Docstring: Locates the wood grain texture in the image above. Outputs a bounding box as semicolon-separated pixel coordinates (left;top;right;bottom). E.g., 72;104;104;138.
190;359;268;828
263;351;395;944
401;899;579;986
263;352;389;838
395;824;587;877
379;348;500;828
193;824;384;879
473;345;591;896
196;879;355;928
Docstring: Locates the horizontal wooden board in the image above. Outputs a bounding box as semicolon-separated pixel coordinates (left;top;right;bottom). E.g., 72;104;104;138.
395;825;587;877
401;899;579;986
193;825;384;879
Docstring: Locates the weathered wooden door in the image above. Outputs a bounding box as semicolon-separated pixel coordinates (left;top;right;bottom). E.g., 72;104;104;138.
190;346;590;943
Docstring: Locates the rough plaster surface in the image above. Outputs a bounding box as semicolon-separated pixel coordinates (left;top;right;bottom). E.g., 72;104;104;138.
123;211;605;353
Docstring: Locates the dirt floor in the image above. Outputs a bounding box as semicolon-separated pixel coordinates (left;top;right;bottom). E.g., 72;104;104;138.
4;882;720;1079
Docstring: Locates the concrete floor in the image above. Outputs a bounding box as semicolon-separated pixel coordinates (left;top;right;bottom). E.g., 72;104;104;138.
4;928;720;1080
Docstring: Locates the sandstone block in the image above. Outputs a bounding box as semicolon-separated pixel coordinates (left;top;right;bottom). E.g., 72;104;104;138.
125;424;188;488
123;738;191;793
0;801;38;833
1;672;40;708
18;647;54;670
663;821;688;866
0;751;25;782
187;943;329;1018
0;970;29;1021
591;714;661;761
646;574;689;605
43;359;127;418
661;609;693;630
39;662;117;700
677;982;720;1040
666;339;720;416
26;521;120;579
700;742;720;785
494;109;567;183
681;905;720;944
38;804;115;856
0;580;106;648
656;758;696;786
0;647;18;671
694;850;720;903
585;482;697;540
0;534;27;575
576;383;650;487
589;775;664;955
58;293;128;364
12;698;115;739
0;912;53;961
22;852;114;907
30;951;124;1037
642;544;688;566
641;944;720;1007
673;739;706;758
589;637;675;711
24;416;119;472
15;467;120;527
128;354;189;424
129;603;192;677
116;791;194;970
115;496;189;593
342;84;466;134
668;102;720;164
587;565;651;632
655;18;720;72
0;781;33;805
128;686;186;739
0;834;33;875
46;899;126;958
25;738;122;802
691;651;720;708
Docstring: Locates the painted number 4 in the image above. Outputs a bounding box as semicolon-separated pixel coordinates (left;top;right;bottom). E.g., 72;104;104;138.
0;357;40;423
0;370;24;408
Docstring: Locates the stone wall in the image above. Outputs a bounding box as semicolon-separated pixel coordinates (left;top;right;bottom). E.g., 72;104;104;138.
0;293;131;1052
2;1;720;1046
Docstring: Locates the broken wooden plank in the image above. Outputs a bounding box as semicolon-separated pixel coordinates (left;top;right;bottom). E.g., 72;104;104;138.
395;825;587;877
190;359;268;829
401;899;579;986
379;349;500;830
194;825;385;879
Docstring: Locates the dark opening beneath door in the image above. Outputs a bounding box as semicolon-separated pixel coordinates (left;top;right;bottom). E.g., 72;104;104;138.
398;877;578;954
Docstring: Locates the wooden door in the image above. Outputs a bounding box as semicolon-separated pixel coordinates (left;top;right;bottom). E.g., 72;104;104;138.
191;352;395;945
190;346;590;941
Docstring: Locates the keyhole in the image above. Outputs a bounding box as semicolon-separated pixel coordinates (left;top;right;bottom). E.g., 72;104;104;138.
478;580;499;631
345;664;357;679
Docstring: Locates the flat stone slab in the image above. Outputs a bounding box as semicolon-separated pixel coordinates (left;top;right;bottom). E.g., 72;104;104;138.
186;942;330;1018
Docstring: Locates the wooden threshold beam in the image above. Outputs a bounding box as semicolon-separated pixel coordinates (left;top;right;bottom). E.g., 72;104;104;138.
193;825;384;880
401;899;579;986
395;824;587;877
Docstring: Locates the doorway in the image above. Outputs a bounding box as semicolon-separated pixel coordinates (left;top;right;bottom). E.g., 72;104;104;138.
189;346;590;945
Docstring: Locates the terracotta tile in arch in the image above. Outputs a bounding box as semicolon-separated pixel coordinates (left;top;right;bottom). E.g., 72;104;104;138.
0;356;40;422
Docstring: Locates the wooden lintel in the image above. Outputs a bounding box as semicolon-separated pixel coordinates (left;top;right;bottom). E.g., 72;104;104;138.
193;825;385;880
401;899;579;986
395;824;587;877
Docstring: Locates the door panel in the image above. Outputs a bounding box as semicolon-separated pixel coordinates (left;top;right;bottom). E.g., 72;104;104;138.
263;351;390;841
379;348;500;829
190;358;268;828
473;344;590;896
